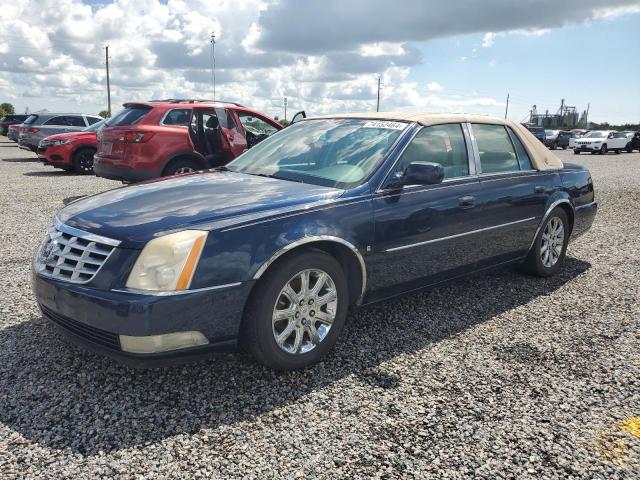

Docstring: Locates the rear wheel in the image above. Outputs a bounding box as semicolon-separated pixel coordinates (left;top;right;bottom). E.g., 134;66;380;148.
163;157;201;176
626;143;633;153
242;250;349;370
72;148;96;174
521;208;569;277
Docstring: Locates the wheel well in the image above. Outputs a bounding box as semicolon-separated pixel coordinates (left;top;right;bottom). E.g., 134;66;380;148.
253;241;365;307
73;145;96;159
162;154;207;175
557;202;574;235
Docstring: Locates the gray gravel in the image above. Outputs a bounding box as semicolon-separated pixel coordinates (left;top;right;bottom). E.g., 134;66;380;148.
0;137;638;479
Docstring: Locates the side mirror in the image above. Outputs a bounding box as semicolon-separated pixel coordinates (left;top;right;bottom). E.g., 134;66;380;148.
290;111;306;124
402;161;444;186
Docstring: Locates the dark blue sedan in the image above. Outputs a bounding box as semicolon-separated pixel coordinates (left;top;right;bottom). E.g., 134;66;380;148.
32;113;597;370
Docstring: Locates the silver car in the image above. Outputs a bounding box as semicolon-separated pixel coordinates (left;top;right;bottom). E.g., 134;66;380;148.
18;113;103;152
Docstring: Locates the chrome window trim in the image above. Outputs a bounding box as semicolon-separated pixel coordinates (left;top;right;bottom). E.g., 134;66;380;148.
376;122;475;192
253;235;368;305
527;199;573;252
159;108;193;127
385;216;538;253
54;217;121;247
111;282;243;296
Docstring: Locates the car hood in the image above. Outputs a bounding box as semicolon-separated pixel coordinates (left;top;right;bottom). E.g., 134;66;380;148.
43;131;96;142
57;170;343;248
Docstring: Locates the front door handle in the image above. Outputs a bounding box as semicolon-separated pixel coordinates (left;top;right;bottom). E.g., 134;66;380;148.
459;195;476;208
534;185;546;194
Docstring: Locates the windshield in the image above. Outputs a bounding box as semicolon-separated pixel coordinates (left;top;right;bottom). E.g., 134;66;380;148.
83;119;106;132
585;131;607;138
227;119;406;188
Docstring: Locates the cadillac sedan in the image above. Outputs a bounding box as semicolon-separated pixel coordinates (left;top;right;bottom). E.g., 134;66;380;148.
32;113;597;370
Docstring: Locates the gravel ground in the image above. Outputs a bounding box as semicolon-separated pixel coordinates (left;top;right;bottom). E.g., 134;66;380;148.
0;137;638;479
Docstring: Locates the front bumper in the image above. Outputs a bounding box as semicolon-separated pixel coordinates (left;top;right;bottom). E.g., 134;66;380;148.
33;272;254;366
574;144;600;152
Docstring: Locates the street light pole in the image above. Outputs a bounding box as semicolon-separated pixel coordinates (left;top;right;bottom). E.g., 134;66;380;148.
210;32;216;103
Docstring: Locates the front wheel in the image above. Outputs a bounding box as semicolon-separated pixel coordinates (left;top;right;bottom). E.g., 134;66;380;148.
600;144;608;155
521;208;569;277
242;250;349;370
73;148;96;174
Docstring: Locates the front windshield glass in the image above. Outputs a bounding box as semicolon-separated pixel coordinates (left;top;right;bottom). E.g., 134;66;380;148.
227;119;406;188
585;131;607;138
83;119;106;132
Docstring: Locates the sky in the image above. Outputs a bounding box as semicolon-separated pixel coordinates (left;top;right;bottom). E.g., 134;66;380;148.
0;0;639;124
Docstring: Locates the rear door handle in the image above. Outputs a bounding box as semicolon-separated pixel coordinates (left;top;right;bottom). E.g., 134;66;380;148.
534;185;545;194
459;195;476;208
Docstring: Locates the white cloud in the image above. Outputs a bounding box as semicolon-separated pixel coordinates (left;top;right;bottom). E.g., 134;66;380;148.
426;81;443;92
482;32;496;48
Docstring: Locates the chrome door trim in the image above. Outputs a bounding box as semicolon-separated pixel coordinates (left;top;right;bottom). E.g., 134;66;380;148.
385;216;538;253
527;199;573;252
253;235;368;305
466;122;482;175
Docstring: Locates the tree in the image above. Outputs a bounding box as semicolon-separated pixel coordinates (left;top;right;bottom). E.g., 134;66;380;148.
98;110;111;118
0;103;15;116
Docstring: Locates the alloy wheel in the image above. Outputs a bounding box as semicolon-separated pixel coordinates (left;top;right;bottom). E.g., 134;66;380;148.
272;268;337;355
78;151;94;172
540;216;564;268
174;167;195;175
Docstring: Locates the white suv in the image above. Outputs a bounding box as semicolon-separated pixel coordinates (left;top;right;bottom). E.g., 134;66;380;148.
573;130;630;155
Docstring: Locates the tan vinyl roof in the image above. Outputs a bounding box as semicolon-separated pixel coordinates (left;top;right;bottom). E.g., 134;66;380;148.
310;112;563;170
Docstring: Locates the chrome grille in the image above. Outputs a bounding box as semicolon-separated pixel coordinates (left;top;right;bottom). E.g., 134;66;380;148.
35;221;119;284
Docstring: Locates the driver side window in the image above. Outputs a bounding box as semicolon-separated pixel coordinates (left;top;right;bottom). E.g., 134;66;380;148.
395;124;469;180
237;113;278;136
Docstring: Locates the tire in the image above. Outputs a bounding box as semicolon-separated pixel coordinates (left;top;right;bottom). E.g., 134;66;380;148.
626;143;633;153
562;145;567;150
163;157;201;176
521;208;569;277
600;144;608;155
614;149;620;154
552;142;558;150
242;249;349;370
72;147;96;174
573;149;580;155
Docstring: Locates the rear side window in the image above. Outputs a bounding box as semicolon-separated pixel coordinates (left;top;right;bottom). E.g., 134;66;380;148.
215;108;238;132
44;116;86;127
162;108;192;126
473;124;520;174
106;107;151;127
507;127;532;170
87;116;102;125
396;123;469;180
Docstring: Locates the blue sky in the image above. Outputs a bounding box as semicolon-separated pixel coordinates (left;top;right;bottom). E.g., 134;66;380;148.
0;0;638;124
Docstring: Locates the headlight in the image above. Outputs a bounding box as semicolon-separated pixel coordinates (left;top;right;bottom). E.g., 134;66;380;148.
51;139;71;145
126;230;208;291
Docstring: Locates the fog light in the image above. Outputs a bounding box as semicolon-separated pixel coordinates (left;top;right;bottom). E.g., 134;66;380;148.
120;331;209;354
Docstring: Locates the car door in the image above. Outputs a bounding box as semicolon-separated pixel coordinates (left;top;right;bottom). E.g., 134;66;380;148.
368;123;488;297
235;111;281;148
215;108;247;160
469;123;559;267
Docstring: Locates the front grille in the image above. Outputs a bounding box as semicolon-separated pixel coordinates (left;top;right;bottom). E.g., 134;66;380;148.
41;304;121;350
35;222;119;284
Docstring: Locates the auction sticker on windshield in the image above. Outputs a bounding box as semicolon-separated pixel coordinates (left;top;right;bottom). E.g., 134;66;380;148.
361;121;407;130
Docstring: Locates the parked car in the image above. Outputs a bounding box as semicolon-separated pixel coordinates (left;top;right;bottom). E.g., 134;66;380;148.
567;131;584;149
93;100;289;182
37;120;105;174
7;123;22;142
32;113;597;370
573;130;630;154
18;113;103;152
0;114;29;135
544;130;560;149
625;131;640;152
523;124;546;143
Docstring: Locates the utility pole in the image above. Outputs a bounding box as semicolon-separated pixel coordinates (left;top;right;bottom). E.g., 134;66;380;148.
585;103;590;127
105;45;111;117
284;97;287;121
376;76;381;112
210;32;216;102
504;93;509;120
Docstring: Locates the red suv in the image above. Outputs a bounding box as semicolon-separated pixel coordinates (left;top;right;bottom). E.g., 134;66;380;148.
94;100;284;182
